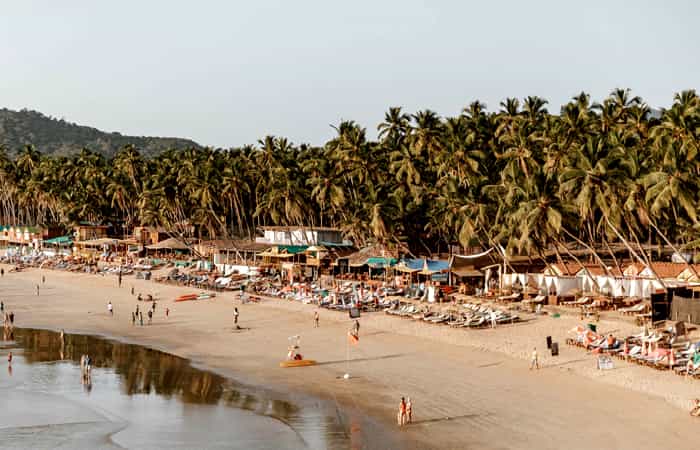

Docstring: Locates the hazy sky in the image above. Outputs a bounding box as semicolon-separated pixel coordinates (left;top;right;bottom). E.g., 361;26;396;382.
1;1;698;147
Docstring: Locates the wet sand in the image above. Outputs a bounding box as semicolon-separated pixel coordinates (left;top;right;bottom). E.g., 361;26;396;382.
2;265;699;449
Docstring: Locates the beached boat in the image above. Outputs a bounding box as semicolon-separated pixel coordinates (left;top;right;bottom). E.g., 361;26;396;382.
279;359;316;368
174;292;217;302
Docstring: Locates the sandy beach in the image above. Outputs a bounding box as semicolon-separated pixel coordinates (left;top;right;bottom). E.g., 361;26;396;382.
2;265;699;450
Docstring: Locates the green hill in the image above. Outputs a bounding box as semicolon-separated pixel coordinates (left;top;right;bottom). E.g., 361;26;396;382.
0;108;201;157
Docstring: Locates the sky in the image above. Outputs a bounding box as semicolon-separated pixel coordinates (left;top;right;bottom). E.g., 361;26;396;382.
1;1;698;148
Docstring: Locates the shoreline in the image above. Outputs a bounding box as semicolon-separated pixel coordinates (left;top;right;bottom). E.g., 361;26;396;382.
3;264;699;449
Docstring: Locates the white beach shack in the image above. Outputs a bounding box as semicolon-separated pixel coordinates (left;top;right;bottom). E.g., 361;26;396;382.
622;262;688;298
496;263;583;301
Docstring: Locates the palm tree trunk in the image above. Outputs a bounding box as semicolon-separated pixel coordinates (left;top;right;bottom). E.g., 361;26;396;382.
605;216;666;289
649;220;700;280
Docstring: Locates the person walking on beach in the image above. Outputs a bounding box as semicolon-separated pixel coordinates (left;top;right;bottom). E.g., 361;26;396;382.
131;312;136;325
131;286;134;296
1;268;4;277
406;397;413;424
1;301;3;313
107;301;113;316
139;311;144;326
314;311;319;328
42;275;45;285
118;271;122;288
234;307;239;326
353;319;360;337
36;284;40;296
9;312;14;325
165;307;169;318
398;397;407;426
147;309;153;325
530;347;539;370
152;300;156;313
8;351;12;365
490;310;497;328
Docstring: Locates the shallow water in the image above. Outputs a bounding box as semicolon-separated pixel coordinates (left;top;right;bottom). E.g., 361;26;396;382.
0;328;360;449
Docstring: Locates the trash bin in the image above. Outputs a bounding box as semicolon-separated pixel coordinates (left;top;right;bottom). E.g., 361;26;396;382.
546;336;552;349
551;342;559;356
587;323;596;333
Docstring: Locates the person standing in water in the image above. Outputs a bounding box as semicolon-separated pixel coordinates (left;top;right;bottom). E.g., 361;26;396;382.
398;397;407;426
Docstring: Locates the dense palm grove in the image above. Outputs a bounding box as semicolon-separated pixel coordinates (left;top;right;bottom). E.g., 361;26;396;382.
1;89;699;258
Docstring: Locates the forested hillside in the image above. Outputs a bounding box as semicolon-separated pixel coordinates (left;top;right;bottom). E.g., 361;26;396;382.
0;108;200;157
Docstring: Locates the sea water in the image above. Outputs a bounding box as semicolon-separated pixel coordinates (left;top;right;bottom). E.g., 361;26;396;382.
0;328;364;449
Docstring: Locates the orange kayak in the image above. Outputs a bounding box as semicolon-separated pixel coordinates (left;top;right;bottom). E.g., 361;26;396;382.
279;359;316;368
175;294;198;302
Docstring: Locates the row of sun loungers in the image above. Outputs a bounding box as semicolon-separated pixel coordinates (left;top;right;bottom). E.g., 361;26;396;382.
567;327;700;377
384;302;520;328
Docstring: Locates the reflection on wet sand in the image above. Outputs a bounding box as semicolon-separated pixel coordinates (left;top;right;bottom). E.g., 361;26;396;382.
15;328;301;415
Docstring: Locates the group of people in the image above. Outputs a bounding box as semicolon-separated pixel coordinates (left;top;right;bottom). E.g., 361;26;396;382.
398;397;413;426
2;302;15;330
130;299;165;326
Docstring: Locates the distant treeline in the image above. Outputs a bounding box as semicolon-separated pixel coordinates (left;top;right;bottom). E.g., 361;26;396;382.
0;108;200;158
1;89;699;259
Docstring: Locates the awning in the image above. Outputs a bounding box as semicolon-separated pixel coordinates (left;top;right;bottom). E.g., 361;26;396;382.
394;264;419;273
452;268;483;277
75;238;119;247
44;235;73;246
145;237;190;251
258;249;296;258
278;245;309;254
366;257;397;268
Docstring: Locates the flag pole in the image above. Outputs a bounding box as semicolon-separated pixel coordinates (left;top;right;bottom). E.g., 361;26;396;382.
344;331;350;379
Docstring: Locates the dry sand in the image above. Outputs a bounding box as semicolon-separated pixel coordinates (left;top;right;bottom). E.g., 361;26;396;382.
2;265;699;450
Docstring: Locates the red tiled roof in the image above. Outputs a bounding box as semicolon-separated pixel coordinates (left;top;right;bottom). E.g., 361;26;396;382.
583;266;623;277
646;262;687;279
624;262;687;279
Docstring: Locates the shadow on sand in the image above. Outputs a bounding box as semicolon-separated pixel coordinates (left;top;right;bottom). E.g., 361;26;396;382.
316;353;407;366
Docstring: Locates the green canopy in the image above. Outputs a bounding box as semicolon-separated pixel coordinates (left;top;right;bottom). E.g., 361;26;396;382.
366;257;397;267
44;235;73;246
278;245;308;254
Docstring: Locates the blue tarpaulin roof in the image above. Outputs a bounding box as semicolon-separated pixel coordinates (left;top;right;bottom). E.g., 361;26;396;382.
400;258;450;273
